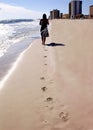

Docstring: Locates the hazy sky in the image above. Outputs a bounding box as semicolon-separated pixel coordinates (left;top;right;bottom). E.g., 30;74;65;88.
0;0;93;19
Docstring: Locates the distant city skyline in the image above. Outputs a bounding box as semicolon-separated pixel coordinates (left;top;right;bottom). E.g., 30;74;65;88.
0;0;93;19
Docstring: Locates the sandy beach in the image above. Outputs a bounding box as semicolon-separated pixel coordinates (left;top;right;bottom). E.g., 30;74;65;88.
0;19;93;130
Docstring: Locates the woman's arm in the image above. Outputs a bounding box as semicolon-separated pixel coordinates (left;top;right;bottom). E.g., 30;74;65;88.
39;19;42;25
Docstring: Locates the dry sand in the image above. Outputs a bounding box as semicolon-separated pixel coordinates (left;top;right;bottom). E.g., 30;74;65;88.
0;19;93;130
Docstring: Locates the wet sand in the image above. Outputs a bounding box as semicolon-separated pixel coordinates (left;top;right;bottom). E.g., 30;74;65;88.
0;19;93;130
0;37;34;81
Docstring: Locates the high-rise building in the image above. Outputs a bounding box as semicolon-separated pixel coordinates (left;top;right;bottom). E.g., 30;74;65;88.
69;0;82;18
69;2;71;18
50;9;60;19
89;5;93;18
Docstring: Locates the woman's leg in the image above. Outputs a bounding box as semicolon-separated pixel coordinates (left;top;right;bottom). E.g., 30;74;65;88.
43;37;46;44
41;37;44;45
41;37;43;43
42;37;46;45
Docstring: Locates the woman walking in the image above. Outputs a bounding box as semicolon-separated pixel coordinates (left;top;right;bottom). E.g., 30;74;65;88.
39;14;49;45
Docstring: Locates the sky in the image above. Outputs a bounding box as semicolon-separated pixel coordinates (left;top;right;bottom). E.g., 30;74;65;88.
0;0;93;20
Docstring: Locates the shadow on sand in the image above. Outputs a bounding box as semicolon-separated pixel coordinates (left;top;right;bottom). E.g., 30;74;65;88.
46;42;65;47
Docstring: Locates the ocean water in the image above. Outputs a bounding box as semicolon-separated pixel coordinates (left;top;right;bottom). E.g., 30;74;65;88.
0;19;40;80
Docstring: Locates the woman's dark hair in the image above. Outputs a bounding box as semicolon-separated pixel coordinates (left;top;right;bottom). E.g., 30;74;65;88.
43;14;47;19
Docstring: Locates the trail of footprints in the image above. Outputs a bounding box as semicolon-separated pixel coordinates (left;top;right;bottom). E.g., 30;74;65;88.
40;46;69;123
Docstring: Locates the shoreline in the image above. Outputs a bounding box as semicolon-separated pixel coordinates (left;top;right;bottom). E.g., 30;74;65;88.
0;38;41;88
0;19;93;130
0;45;29;89
0;37;39;82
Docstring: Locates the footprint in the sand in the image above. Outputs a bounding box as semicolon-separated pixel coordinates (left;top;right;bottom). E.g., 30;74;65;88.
45;105;54;110
44;56;47;58
59;111;69;122
40;77;45;80
44;49;48;51
46;97;53;102
43;120;48;124
41;86;47;92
